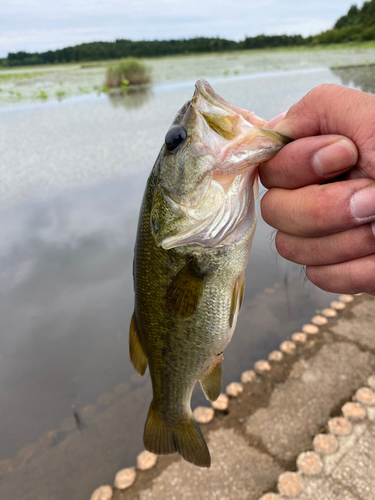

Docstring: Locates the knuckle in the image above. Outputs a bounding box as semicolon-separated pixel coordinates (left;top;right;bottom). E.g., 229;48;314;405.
260;191;273;224
305;266;331;292
275;232;296;261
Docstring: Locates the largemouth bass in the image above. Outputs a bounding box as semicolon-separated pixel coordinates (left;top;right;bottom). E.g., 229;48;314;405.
130;79;290;467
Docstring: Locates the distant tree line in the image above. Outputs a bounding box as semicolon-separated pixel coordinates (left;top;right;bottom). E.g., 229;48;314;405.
312;0;375;44
2;1;375;68
1;35;307;67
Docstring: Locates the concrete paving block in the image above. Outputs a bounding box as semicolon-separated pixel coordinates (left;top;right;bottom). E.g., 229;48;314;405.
226;382;243;397
296;477;359;500
114;468;136;490
291;332;307;344
138;429;283;500
331;425;375;499
331;296;375;350
277;471;304;497
323;422;368;475
268;350;283;362
212;394;229;411
296;451;323;475
193;406;215;424
330;301;346;310
328;417;352;436
137;450;157;471
245;343;375;461
90;485;113;500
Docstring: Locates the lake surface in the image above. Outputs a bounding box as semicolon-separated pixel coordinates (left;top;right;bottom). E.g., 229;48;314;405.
0;63;372;499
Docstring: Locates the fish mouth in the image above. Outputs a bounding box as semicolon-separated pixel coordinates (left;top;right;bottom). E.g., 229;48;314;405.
153;80;292;251
191;78;291;177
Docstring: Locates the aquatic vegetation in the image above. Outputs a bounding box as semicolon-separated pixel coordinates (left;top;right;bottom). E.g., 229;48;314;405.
223;69;229;75
0;71;44;80
78;86;90;94
105;58;152;88
55;90;66;100
37;90;48;99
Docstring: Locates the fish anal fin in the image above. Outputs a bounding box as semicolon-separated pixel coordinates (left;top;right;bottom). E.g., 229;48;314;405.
129;313;148;376
144;402;211;468
165;259;205;317
200;357;223;402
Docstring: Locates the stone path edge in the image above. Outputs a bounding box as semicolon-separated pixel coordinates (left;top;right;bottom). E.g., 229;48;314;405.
89;293;372;500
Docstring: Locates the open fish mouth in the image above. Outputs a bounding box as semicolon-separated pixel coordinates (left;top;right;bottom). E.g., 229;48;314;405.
191;79;291;177
152;79;291;251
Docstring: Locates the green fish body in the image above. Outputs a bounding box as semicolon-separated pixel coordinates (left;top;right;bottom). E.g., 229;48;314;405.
130;79;290;467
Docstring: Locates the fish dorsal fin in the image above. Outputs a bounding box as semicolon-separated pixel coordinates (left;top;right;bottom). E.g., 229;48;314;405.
200;357;223;402
165;258;206;317
129;313;148;376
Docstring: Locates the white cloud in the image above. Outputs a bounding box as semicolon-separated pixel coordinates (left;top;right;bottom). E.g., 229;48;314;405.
0;0;356;57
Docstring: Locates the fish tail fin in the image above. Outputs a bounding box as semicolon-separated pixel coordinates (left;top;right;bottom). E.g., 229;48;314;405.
143;402;211;468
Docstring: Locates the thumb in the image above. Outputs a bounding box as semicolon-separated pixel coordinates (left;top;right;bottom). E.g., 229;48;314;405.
271;84;375;177
273;83;373;138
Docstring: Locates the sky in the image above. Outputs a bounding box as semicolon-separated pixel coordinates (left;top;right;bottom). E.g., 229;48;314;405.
1;0;358;58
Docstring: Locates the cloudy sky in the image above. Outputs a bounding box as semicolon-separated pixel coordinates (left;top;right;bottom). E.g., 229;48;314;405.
1;0;357;57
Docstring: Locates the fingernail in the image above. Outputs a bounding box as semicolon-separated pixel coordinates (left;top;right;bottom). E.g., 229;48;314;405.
351;185;375;219
265;111;288;130
313;139;358;176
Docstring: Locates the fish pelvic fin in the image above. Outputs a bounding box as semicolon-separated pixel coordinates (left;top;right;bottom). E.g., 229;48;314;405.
200;357;223;402
143;402;211;468
129;313;148;376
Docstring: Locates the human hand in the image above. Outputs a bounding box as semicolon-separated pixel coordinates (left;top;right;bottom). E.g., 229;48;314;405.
260;84;375;296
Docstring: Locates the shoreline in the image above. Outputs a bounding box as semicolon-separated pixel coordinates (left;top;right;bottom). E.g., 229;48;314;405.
1;46;375;107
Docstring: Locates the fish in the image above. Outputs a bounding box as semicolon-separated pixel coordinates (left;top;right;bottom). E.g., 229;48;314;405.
130;78;290;468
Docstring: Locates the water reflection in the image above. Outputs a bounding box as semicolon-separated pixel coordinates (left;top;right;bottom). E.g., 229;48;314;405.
332;64;375;94
107;87;151;109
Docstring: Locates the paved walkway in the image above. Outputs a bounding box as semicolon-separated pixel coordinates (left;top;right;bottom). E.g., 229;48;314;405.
91;293;375;500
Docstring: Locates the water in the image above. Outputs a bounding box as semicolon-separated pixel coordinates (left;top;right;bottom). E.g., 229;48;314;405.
0;64;372;499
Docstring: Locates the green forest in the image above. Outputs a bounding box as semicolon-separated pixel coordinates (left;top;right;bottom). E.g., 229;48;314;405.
2;1;375;67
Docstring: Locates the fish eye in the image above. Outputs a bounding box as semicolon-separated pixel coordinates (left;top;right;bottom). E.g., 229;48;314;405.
165;125;187;151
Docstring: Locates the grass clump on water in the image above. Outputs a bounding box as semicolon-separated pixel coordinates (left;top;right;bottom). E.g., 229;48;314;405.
105;58;152;88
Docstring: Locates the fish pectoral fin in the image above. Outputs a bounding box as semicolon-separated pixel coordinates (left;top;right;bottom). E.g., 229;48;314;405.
165;258;206;317
129;313;148;376
200;357;223;402
144;402;211;468
238;275;245;311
